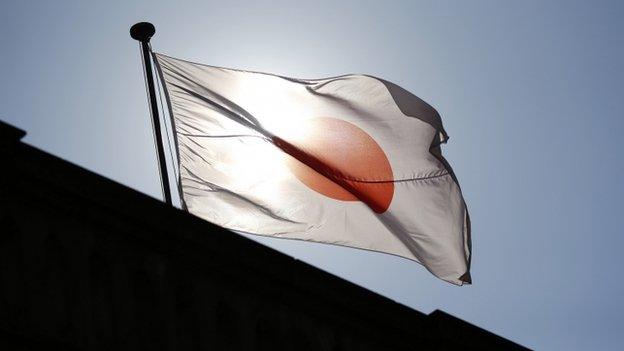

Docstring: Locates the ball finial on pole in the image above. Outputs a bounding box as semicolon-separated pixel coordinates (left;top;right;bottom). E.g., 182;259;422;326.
130;22;156;42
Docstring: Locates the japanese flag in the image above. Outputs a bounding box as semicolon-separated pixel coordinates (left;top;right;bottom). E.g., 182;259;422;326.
155;53;471;285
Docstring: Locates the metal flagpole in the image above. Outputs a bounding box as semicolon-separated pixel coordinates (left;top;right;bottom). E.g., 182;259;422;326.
130;22;172;206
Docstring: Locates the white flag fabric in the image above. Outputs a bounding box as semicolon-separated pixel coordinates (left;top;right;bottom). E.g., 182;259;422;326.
154;53;471;285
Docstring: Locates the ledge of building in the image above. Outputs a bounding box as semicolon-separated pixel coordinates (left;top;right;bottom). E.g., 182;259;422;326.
0;119;528;350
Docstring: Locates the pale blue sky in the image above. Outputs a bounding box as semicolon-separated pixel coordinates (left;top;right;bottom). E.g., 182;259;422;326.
2;1;623;349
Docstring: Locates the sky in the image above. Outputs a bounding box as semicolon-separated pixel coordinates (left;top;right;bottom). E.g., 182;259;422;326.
1;0;623;349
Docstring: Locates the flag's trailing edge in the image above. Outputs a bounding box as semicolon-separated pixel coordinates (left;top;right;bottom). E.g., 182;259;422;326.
153;52;471;285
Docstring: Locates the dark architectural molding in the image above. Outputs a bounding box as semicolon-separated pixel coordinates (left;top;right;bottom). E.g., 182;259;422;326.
0;120;528;350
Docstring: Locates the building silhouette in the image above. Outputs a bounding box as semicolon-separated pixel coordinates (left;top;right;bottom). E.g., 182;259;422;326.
0;120;528;350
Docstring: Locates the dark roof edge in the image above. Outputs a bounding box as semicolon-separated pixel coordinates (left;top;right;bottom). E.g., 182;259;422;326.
0;119;26;144
0;119;528;349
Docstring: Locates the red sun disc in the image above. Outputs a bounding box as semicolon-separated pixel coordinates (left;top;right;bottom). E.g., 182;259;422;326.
273;117;394;214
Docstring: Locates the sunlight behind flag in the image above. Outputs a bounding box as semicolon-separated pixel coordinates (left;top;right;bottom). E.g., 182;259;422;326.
154;53;471;285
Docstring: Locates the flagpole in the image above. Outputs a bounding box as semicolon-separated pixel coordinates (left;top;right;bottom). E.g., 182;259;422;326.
130;22;172;206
